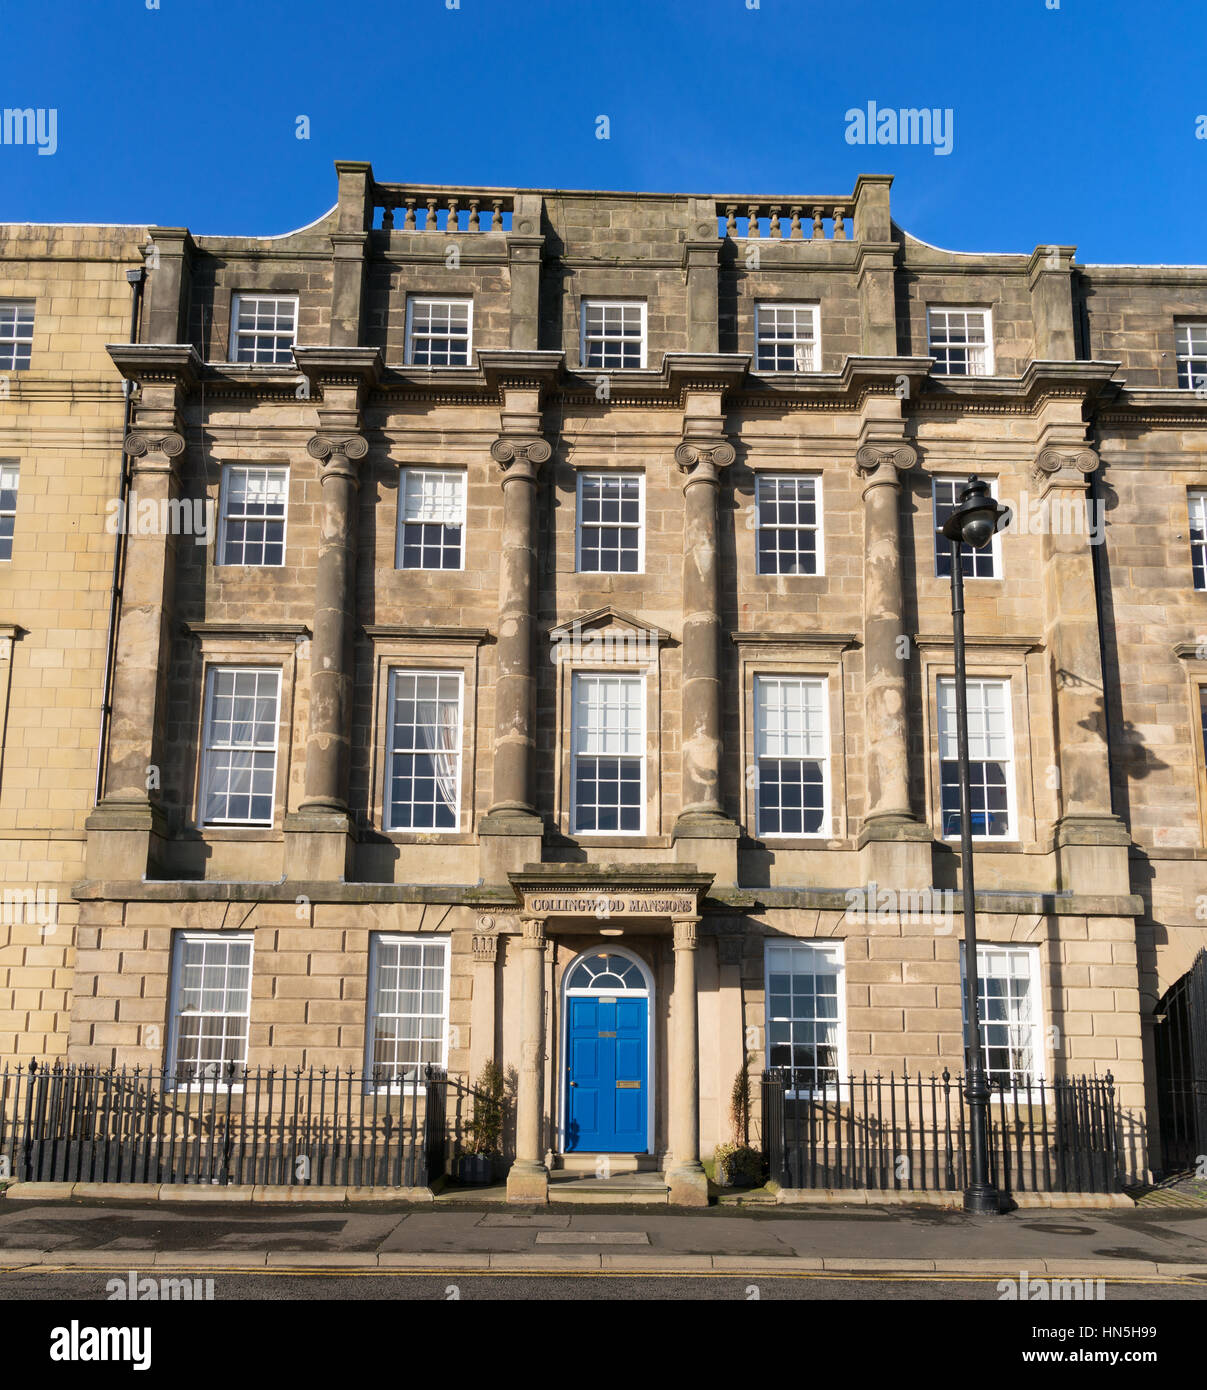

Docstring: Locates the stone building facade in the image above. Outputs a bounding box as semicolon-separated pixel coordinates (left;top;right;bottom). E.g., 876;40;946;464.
1;163;1205;1201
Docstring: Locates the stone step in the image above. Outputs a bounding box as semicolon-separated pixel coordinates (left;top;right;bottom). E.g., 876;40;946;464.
557;1153;662;1175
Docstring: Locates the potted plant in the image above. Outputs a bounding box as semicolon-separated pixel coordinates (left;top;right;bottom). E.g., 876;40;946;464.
457;1059;505;1184
714;1058;765;1188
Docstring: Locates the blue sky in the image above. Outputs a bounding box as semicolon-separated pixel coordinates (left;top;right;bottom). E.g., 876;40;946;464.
1;0;1204;262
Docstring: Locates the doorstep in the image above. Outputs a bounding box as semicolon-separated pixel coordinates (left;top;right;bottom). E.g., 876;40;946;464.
547;1171;670;1205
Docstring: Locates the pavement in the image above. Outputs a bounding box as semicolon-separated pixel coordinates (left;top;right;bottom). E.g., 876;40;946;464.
1;1196;1206;1280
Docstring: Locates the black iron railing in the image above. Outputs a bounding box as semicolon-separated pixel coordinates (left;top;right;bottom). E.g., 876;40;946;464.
761;1068;1120;1195
0;1061;476;1188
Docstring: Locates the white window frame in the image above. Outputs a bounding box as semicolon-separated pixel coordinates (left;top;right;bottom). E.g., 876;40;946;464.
1189;490;1207;592
937;676;1016;841
404;296;473;367
1176;323;1207;391
755;473;824;575
570;670;647;836
395;468;466;571
927;306;994;377
753;675;831;839
166;931;253;1089
764;940;848;1100
366;934;451;1086
229;293;298;365
960;943;1045;1086
0;461;19;562
0;300;34;372
217;464;289;567
754;301;821;372
199;666;282;827
580;299;647;370
932;475;1002;580
384;668;464;833
575;471;644;574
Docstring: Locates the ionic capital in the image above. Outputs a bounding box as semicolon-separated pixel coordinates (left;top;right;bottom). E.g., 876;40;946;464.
674;440;735;486
1031;446;1100;485
124;430;186;460
854;442;917;489
490;436;551;481
307;434;367;484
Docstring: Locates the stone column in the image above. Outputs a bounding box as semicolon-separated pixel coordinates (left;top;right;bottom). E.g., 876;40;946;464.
480;435;549;878
673;437;739;880
86;344;199;881
667;916;708;1206
284;432;366;881
1033;442;1130;893
854;435;932;888
507;916;550;1203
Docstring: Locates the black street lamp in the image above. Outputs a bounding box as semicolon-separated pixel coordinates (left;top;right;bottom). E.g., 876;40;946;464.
941;475;1010;1216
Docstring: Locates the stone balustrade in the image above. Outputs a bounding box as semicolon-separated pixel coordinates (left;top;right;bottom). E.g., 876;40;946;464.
374;186;515;233
715;199;853;241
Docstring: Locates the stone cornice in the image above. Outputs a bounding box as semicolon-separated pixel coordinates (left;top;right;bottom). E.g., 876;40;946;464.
918;359;1122;412
732;631;859;652
292;345;383;391
361;625;491;645
107;342;202;390
184;622;310;643
913;633;1044;653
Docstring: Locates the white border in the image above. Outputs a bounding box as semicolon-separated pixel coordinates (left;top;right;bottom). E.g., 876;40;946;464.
199;664;282;828
166;929;254;1090
579;298;647;370
383;668;464;834
569;669;647;836
753;673;831;840
395;467;467;571
404;295;474;367
365;933;452;1086
216;463;289;568
574;470;645;574
763;939;848;1100
754;471;824;576
932;474;1002;580
926;305;995;376
936;675;1017;842
959;941;1046;1085
753;301;821;372
228;292;300;365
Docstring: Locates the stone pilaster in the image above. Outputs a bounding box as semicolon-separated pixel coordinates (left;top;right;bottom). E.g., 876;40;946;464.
142;228;194;345
854;427;932;888
469;920;499;1079
684;200;721;353
507;916;550;1203
672;395;740;882
852;177;897;355
86;345;200;881
507;195;545;350
1031;437;1130;892
1028;245;1078;362
667;916;708;1206
330;161;374;348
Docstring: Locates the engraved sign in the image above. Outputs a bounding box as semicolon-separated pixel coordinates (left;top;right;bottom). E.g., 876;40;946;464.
524;890;697;917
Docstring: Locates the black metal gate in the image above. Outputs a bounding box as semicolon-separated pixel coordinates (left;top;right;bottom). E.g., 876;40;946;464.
1153;948;1207;1175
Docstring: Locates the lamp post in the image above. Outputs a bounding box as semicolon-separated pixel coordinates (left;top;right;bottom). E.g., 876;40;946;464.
941;475;1010;1216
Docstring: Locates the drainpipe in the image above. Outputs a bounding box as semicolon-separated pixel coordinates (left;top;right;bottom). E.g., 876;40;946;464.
93;265;145;807
1087;458;1118;818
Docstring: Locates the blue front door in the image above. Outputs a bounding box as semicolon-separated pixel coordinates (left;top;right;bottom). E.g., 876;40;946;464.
565;995;648;1152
